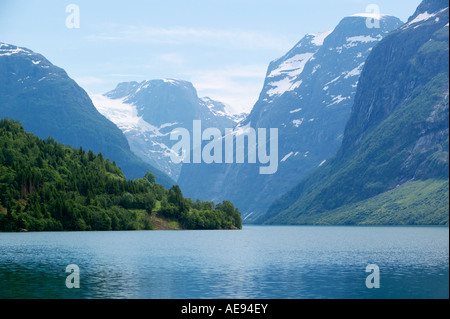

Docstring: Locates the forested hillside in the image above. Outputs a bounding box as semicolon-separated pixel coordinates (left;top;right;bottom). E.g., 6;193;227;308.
0;119;242;231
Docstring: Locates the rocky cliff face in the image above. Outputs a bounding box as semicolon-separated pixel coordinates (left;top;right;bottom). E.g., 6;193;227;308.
263;0;449;225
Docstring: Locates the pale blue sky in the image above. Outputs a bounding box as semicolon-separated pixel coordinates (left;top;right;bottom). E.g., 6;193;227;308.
0;0;421;113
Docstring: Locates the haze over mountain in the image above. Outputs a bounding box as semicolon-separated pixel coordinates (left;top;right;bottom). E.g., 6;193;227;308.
0;42;175;188
177;14;403;222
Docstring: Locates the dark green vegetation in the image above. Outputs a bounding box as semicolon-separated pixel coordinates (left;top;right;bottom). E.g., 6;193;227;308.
262;1;449;225
0;119;242;232
276;179;448;225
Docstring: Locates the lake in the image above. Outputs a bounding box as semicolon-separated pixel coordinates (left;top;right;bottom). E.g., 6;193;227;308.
0;226;448;299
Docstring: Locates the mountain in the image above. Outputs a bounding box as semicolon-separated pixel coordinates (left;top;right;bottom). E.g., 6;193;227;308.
92;79;240;180
177;14;403;222
263;0;449;225
0;42;175;188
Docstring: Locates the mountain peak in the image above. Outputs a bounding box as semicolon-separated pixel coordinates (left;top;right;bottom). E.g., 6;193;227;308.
105;78;198;102
259;13;402;102
0;43;33;57
0;42;59;76
347;13;389;19
335;13;402;33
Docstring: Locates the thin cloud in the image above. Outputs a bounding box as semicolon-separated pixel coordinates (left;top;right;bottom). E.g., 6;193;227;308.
157;53;185;65
110;73;147;78
88;24;291;50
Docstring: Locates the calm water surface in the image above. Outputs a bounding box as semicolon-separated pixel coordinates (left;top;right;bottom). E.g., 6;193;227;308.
0;226;448;299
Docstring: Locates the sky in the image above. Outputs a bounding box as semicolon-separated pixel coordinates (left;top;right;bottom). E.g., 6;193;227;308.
0;0;421;114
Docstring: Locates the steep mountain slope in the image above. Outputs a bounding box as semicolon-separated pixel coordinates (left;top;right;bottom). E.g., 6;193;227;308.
0;42;174;187
178;14;403;222
92;79;239;180
263;0;449;225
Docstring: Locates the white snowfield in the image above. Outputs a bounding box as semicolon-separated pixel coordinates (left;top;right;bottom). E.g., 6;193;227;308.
402;7;449;29
266;53;315;96
310;29;334;46
90;94;166;136
91;93;183;178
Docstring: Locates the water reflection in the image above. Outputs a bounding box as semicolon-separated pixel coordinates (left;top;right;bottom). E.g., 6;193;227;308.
0;226;448;299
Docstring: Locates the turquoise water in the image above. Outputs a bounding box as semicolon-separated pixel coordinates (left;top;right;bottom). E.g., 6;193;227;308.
0;226;448;299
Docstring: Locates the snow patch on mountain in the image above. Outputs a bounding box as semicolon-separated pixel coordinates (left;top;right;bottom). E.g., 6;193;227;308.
328;95;348;107
292;119;304;127
162;78;180;85
281;152;294;162
290;108;302;114
267;78;294;97
268;52;315;79
91;94;163;135
408;11;437;25
346;35;382;46
344;62;365;78
403;7;449;29
266;53;315;96
0;44;32;57
310;29;334;46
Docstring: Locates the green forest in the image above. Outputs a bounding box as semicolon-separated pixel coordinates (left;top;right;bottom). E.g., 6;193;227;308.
0;119;242;232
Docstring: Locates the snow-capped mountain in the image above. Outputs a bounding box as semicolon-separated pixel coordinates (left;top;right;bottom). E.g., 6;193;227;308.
264;0;449;225
178;14;403;222
92;79;242;180
0;42;175;187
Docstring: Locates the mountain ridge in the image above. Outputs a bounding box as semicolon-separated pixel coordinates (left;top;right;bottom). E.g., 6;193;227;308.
0;42;175;188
